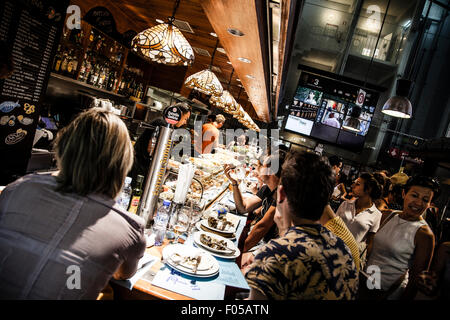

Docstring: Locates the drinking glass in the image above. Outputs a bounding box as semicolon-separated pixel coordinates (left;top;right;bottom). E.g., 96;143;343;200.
173;206;190;243
188;203;203;233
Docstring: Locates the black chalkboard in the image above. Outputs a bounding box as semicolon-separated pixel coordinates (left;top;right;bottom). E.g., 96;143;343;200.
84;6;121;41
0;0;68;184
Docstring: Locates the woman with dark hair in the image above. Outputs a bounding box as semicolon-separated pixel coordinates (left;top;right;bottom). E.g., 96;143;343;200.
336;172;383;266
363;176;440;300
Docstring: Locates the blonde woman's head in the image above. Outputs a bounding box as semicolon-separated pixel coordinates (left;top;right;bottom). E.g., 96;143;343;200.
53;107;133;198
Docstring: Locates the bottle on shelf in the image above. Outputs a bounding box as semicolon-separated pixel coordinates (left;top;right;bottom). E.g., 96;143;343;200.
60;50;69;75
153;200;171;246
97;66;106;89
67;50;75;77
53;45;62;72
90;63;100;86
107;69;116;91
128;175;144;214
78;52;89;82
117;177;132;211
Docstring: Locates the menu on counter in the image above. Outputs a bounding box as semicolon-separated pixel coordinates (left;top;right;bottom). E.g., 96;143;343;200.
0;0;68;184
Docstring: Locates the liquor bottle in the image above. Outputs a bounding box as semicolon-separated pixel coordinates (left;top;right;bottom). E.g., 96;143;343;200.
128;175;144;214
113;72;119;91
91;64;100;86
78;53;88;81
60;51;69;75
97;66;106;88
67;50;75;76
53;45;62;72
139;83;145;100
107;69;115;91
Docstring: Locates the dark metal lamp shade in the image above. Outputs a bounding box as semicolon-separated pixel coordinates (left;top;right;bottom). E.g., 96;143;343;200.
381;96;412;119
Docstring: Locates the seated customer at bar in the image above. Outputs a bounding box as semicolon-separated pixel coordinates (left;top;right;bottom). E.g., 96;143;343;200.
0;107;146;299
245;151;358;300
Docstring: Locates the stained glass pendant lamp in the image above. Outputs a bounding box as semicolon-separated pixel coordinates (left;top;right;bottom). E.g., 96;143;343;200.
184;39;223;96
131;0;194;66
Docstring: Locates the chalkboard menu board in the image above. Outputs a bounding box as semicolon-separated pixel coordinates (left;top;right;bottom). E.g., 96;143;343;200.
0;0;68;184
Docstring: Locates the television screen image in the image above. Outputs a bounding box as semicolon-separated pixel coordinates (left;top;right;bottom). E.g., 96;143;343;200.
358;119;371;136
40;117;58;130
322;99;345;113
295;86;323;106
320;110;344;129
285;115;314;136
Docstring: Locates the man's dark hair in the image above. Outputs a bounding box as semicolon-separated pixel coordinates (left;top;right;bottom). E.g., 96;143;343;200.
328;155;342;168
359;172;382;200
405;175;441;200
206;114;216;122
173;102;191;115
281;151;334;220
373;172;387;197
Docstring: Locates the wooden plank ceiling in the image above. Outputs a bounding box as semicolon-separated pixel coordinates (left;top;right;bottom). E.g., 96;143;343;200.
70;0;270;122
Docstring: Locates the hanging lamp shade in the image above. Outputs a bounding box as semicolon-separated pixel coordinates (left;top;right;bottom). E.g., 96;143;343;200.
233;104;245;119
381;96;412;119
185;69;223;96
342;117;361;133
131;22;194;66
210;90;234;110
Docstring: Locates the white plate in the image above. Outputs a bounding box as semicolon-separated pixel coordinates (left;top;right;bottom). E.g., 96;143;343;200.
162;244;219;278
200;218;236;234
195;221;236;241
193;231;240;260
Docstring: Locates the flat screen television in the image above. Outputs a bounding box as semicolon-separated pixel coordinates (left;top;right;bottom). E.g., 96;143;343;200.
284;71;379;151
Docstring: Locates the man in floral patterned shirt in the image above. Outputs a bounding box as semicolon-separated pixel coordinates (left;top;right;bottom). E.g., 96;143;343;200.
245;151;358;299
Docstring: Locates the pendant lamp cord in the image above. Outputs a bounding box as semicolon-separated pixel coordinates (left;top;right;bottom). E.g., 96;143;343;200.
168;0;181;24
363;0;391;88
209;39;219;70
228;68;234;90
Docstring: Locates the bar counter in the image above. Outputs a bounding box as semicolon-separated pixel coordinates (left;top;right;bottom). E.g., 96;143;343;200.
110;186;249;300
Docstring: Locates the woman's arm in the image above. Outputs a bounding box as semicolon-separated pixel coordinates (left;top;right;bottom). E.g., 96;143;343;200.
224;164;262;214
243;206;276;252
401;225;435;300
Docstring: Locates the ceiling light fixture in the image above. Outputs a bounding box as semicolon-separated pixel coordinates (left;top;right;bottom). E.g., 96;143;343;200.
238;57;251;63
184;39;223;96
246;74;255;79
132;0;194;66
210;32;217;37
227;28;244;37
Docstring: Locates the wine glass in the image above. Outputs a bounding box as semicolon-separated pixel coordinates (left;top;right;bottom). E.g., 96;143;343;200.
173;206;190;243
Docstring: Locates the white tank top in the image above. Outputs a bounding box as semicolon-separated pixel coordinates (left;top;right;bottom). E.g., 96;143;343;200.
367;212;428;291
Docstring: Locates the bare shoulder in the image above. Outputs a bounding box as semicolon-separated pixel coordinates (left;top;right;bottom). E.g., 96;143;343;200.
415;224;435;245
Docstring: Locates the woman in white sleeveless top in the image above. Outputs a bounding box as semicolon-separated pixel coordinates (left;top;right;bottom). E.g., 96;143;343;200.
366;176;440;300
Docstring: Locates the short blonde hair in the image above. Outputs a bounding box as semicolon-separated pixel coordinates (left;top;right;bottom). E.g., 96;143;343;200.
215;114;226;124
53;107;133;198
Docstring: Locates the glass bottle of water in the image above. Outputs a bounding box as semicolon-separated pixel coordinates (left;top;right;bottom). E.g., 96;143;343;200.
153;200;171;246
117;177;132;211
